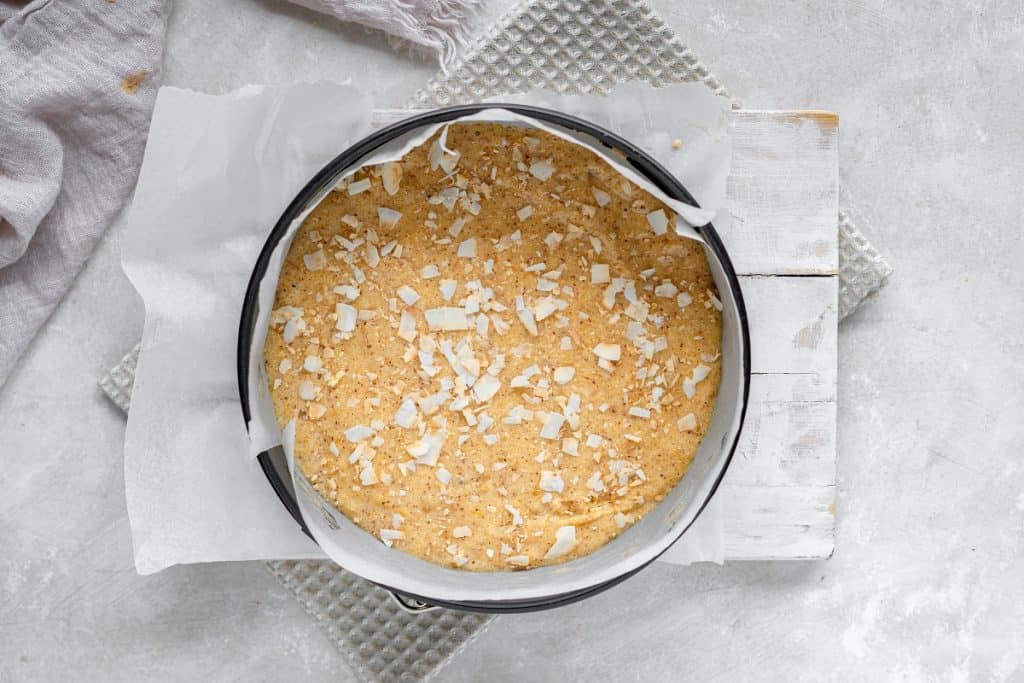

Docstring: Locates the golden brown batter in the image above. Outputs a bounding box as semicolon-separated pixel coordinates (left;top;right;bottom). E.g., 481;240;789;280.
264;123;721;570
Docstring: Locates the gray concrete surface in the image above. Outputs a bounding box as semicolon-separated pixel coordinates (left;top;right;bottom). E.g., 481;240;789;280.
2;0;1023;680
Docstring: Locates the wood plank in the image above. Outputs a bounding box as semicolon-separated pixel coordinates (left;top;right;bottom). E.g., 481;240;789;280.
721;484;836;560
740;275;838;382
721;110;839;276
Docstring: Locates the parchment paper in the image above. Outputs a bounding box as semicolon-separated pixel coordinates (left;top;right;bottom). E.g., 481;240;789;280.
122;81;730;575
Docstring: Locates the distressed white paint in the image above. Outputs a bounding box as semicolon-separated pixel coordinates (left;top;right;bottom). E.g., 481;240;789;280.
722;111;839;276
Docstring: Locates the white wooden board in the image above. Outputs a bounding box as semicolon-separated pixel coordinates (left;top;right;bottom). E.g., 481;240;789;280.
721;111;838;559
371;108;839;560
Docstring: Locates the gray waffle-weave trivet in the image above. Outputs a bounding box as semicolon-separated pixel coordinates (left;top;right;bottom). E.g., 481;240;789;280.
410;0;892;319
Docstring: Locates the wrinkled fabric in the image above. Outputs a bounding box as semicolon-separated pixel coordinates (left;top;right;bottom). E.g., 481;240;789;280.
0;0;168;386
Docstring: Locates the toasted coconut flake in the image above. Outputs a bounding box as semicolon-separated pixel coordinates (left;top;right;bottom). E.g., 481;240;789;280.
561;437;579;456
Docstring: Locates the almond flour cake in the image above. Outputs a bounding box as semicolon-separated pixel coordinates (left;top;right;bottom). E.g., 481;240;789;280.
264;122;722;571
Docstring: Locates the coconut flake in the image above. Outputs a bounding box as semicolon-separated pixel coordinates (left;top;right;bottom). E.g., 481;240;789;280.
420;264;441;279
345;425;374;443
359;463;378;486
539;470;565;492
628;406;652;419
453;526;472;538
398;310;417;342
377;207;402;229
677;413;698;431
592;187;611;207
457;238;477;258
552;367;575;385
303;249;326;271
517;308;539;336
334;284;359;301
707;289;724;311
529;158;555;181
336;303;357;333
380;162;402;195
654;282;678;298
396;285;420;306
677;292;693;310
533;297;558;322
303;356;321;373
592;343;621;362
544;526;577;559
394;398;418;428
438;279;457;301
298;381;317;401
473;374;501;403
516;205;535;221
379;529;403;546
591;263;610;284
539;413;565;440
436;467;452;485
561;437;579;456
647;209;669;235
425;307;470;331
508;555;530;567
348;178;371;195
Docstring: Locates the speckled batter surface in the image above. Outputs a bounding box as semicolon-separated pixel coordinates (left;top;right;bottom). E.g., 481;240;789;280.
264;122;721;570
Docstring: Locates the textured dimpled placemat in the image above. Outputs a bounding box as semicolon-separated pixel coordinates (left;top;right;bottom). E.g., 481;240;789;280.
104;0;891;679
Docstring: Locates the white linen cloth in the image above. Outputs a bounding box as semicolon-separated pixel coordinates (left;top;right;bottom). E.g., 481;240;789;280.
0;0;478;388
0;0;168;386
